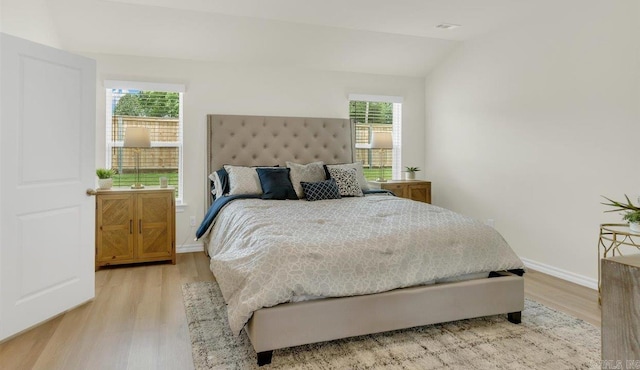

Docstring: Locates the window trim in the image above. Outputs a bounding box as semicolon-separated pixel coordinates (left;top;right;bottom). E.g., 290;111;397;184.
348;94;403;104
104;80;185;93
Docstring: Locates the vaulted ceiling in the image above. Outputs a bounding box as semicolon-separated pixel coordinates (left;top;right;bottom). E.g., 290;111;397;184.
47;0;559;77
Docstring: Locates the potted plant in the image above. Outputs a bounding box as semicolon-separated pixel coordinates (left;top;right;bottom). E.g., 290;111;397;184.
623;211;640;233
404;167;420;180
602;195;640;232
96;168;114;190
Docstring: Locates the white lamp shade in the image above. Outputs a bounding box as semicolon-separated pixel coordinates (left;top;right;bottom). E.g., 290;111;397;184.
123;127;151;148
370;131;393;149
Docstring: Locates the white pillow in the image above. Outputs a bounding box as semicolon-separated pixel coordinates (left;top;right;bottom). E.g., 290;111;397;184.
224;165;278;195
286;161;325;198
212;172;224;199
208;172;218;198
326;162;369;191
327;167;363;197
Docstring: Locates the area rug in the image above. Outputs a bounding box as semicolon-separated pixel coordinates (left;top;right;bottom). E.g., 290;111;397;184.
182;281;600;369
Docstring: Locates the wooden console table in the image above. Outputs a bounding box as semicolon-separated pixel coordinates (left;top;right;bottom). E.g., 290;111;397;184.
95;187;176;268
597;224;640;301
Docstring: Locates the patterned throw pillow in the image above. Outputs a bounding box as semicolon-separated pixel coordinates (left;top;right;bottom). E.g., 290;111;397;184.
325;162;370;191
301;178;342;201
286;161;326;198
326;167;364;197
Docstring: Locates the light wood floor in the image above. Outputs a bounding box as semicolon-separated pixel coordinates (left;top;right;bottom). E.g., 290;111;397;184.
0;253;600;370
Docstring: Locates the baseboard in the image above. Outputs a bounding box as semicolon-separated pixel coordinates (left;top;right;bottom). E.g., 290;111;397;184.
520;257;597;290
177;243;204;253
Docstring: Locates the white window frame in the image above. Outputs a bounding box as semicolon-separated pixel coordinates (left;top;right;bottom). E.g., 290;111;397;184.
105;80;186;204
348;93;403;180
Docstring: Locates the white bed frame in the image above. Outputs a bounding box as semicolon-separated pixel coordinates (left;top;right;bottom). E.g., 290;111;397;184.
205;114;524;366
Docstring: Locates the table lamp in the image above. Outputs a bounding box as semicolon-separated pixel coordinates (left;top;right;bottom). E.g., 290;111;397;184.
123;127;151;189
370;131;393;182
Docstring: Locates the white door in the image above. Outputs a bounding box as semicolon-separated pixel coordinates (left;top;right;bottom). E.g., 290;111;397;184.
0;33;96;340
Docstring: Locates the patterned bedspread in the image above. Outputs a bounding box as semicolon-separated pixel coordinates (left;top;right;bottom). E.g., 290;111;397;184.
206;195;524;335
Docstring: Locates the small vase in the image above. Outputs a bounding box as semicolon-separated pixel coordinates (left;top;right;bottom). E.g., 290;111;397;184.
98;178;113;190
404;172;415;180
630;222;640;233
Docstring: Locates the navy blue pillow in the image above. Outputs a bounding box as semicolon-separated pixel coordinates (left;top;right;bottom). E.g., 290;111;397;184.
209;167;230;202
256;168;298;200
216;168;230;195
301;178;342;201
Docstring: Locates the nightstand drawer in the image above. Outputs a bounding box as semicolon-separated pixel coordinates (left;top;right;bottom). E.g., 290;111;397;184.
380;184;405;193
368;180;431;204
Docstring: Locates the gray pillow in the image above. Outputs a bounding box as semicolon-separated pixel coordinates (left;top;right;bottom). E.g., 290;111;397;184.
224;165;278;195
286;161;326;198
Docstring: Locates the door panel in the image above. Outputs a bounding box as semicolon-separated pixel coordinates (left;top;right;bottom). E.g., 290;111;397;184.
96;194;135;263
18;207;81;301
407;186;427;203
137;193;173;259
20;56;82;183
0;33;96;340
407;183;431;204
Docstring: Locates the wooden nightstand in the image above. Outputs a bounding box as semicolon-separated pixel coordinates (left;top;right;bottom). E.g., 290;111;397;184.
368;180;431;203
95;187;176;268
601;255;640;361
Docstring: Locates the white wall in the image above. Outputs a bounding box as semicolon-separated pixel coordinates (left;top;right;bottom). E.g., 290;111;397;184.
0;0;60;48
425;0;640;285
90;54;426;250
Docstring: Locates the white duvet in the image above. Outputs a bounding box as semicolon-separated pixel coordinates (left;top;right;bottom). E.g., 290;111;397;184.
207;195;524;335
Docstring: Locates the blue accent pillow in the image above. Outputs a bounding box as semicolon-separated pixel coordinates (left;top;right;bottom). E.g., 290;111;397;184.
216;168;230;196
301;178;342;201
214;175;216;203
209;167;230;201
256;168;298;200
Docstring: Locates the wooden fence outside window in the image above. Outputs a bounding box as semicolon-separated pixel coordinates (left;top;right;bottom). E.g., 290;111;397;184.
110;118;389;175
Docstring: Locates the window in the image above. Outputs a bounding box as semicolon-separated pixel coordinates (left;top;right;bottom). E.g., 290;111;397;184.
105;81;185;202
348;94;402;180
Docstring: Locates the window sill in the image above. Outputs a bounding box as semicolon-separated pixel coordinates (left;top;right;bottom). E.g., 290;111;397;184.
176;201;187;213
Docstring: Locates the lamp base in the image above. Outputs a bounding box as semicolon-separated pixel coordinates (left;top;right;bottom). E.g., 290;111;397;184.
131;183;145;189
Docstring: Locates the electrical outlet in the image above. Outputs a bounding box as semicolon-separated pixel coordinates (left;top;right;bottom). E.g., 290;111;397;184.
485;219;495;227
189;216;196;227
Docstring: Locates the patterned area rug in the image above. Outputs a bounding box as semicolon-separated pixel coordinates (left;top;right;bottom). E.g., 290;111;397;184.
182;281;600;369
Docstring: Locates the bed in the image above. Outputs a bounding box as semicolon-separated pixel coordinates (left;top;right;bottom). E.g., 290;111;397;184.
201;114;525;366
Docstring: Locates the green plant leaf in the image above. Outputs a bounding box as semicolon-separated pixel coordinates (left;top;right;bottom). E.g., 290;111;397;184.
601;195;640;213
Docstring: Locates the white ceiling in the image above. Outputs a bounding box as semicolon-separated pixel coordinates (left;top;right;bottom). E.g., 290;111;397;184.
47;0;558;77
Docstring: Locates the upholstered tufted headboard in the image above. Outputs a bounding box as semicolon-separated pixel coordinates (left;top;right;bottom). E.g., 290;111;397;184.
206;114;354;177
